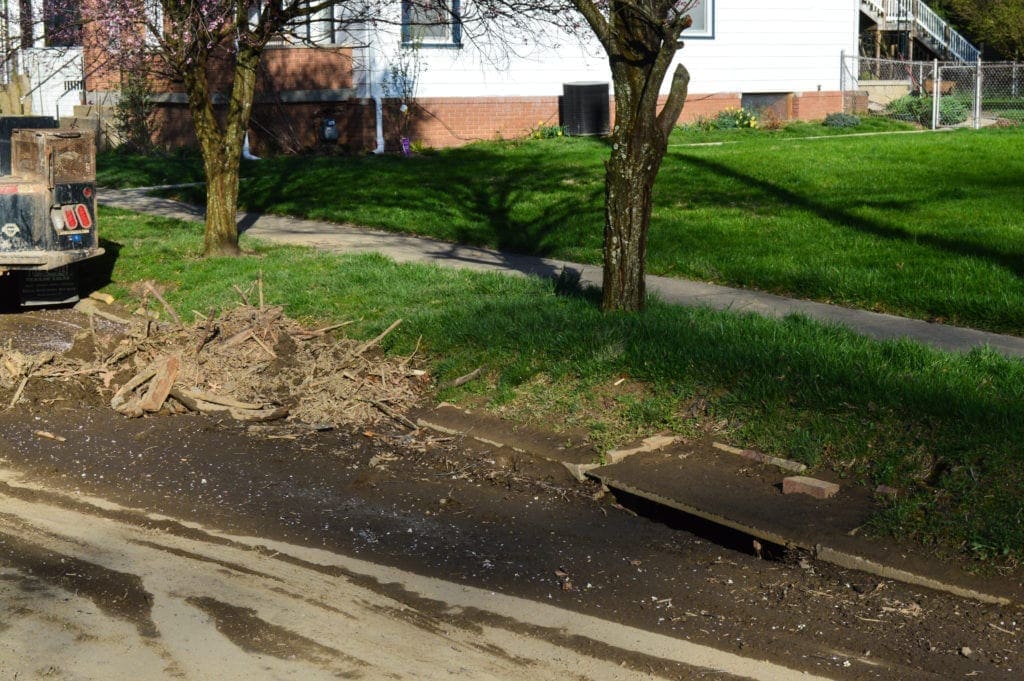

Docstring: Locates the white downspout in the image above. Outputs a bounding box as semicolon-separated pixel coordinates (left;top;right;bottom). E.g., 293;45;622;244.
369;48;385;154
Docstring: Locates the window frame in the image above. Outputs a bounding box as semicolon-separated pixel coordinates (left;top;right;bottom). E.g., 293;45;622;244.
401;0;462;49
683;0;715;40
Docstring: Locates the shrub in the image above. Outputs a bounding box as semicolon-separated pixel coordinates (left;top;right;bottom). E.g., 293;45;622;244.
684;114;718;133
529;121;566;139
114;73;158;153
715;107;758;129
758;109;786;131
885;95;970;126
823;112;861;128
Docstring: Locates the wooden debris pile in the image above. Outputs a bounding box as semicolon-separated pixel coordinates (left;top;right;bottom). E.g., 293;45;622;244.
1;282;426;430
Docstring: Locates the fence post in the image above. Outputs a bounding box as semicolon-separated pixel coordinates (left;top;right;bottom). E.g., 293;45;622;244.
974;57;983;130
840;50;847;113
932;59;940;130
1013;62;1018;99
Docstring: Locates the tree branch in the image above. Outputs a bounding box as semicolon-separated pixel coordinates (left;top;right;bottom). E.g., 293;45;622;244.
572;0;612;50
656;62;690;139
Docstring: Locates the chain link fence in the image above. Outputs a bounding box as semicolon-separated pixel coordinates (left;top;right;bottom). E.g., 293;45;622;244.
841;53;1024;130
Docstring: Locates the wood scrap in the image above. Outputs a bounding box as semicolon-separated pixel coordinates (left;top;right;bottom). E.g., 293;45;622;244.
110;364;158;417
144;282;182;327
74;298;136;326
228;406;289;422
443;366;484;389
6;353;54;410
139;355;180;412
367;399;418;430
222;328;254;348
232;284;251;306
33;430;66;442
356;319;402;356
169;387;230;413
88;291;115;305
174;388;267;411
292;321;354;340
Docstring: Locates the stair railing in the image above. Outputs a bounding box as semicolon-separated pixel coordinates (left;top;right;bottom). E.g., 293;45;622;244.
861;0;980;62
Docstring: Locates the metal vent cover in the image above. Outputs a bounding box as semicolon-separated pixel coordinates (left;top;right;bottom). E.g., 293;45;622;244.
562;82;610;136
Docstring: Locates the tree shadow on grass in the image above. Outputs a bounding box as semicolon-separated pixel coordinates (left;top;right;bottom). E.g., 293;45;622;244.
676;153;1024;279
235;144;606;292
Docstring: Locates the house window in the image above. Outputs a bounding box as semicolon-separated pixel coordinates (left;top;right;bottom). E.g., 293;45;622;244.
44;0;82;47
683;0;714;40
402;0;462;47
286;5;339;44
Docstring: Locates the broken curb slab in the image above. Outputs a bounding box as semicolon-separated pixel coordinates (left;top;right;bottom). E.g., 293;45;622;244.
782;475;841;500
712;441;807;474
414;407;1022;605
587;443;1022;607
413;404;599;477
605;434;677;465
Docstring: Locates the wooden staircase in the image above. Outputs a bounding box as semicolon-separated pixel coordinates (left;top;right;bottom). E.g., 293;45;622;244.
861;0;979;62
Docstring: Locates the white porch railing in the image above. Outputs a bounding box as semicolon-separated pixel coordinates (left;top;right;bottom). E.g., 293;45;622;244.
861;0;980;63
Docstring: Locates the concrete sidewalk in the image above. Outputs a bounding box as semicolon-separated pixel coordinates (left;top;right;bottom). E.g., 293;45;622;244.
99;187;1024;358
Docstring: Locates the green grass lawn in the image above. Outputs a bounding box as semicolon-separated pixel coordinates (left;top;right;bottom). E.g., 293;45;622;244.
88;207;1024;569
99;123;1024;335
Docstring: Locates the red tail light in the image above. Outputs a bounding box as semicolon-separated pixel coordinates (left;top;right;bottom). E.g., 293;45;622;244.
75;204;92;228
63;206;78;229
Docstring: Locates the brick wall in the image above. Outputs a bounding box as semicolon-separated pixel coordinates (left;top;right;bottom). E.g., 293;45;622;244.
149;89;847;154
86;44;353;99
791;91;845;121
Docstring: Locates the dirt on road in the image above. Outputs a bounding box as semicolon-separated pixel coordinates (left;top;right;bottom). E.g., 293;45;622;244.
0;304;1021;680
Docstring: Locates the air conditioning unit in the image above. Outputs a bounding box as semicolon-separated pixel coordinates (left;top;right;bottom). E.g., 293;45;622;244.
562;82;609;136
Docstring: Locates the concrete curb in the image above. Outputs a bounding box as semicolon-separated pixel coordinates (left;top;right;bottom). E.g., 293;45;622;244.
416;407;1018;607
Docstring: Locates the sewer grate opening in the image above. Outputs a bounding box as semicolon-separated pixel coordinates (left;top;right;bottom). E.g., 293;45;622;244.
607;487;792;562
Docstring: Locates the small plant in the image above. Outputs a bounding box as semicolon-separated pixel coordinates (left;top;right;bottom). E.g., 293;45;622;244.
758;108;786;131
714;107;758;129
529;121;566;139
885;95;969;126
409;139;436;155
114;72;157;153
823;112;861;128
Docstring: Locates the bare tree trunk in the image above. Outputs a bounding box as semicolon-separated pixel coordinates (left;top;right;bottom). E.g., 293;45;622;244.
182;44;260;257
601;58;690;312
202;149;242;256
602;110;660;311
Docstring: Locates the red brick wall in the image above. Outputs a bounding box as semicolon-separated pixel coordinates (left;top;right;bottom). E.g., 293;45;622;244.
85;39;353;99
151;89;847;154
394;97;560;148
791;91;845;121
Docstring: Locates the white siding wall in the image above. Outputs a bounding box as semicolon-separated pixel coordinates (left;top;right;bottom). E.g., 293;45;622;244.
377;0;860;98
22;48;83;119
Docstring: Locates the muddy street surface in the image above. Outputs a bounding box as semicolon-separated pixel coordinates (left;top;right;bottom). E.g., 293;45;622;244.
0;307;1021;680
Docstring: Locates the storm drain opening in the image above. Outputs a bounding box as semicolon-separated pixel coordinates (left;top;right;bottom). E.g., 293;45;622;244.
606;486;792;562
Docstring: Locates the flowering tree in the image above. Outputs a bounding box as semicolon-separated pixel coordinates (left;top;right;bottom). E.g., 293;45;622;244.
86;0;359;256
572;0;696;311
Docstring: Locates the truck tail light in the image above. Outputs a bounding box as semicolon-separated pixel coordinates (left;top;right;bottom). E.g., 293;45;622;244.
63;206;79;230
75;204;92;228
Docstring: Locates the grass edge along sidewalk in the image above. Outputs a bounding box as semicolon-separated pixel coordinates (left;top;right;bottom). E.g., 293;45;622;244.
91;207;1024;573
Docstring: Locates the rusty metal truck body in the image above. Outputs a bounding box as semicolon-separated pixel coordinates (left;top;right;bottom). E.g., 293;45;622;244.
0;129;102;276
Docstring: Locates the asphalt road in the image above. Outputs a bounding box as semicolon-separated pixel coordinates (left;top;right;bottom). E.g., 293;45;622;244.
0;463;819;681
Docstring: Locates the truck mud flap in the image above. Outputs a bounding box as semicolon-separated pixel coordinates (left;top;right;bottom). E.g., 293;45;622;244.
18;266;79;307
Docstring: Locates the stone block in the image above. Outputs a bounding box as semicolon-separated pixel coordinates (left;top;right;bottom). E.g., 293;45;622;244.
782;476;840;500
